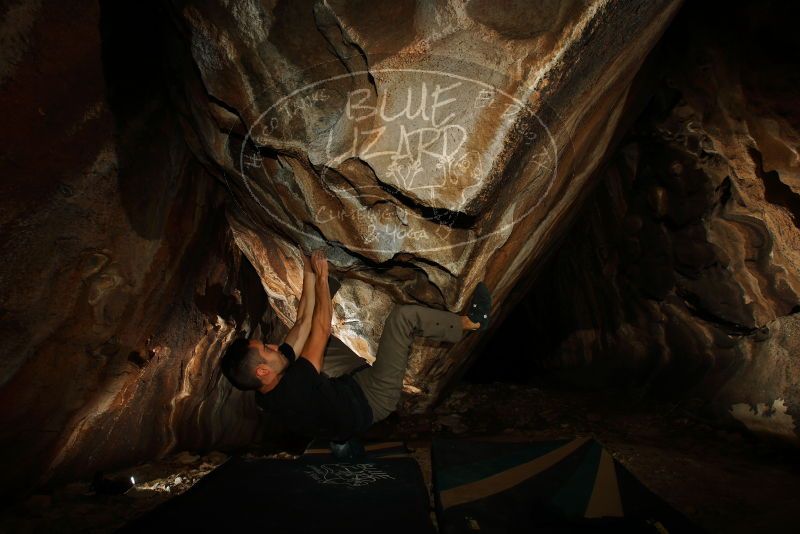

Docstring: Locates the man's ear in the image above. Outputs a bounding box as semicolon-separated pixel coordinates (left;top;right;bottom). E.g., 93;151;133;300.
255;363;272;379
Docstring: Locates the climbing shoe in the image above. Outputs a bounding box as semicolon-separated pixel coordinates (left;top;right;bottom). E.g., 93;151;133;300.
467;281;492;332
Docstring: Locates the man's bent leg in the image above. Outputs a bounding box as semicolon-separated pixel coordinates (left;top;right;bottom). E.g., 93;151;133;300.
322;335;366;378
352;304;464;423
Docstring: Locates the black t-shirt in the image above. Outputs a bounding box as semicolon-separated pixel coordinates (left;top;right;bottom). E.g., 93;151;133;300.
254;343;373;441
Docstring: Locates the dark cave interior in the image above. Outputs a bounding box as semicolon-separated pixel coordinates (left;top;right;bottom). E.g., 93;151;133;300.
1;0;800;531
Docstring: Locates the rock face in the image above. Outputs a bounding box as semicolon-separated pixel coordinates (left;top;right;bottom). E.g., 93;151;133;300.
166;0;682;408
0;0;685;495
5;0;798;501
497;1;800;441
0;0;284;497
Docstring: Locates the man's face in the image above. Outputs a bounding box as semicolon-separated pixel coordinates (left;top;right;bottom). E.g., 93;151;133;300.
249;340;288;385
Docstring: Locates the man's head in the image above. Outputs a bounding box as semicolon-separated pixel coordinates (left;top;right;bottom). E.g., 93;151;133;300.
220;338;289;392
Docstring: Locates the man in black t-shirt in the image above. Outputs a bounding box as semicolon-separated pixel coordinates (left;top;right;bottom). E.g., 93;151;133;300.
220;249;490;443
249;341;372;441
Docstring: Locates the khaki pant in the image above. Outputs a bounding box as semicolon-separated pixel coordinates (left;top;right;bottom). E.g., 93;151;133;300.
322;304;464;423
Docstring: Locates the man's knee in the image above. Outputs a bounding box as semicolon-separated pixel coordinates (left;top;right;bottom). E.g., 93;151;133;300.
387;304;416;329
390;303;417;319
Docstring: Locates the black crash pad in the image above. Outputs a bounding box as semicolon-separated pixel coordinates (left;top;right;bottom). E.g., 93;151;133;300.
121;454;434;533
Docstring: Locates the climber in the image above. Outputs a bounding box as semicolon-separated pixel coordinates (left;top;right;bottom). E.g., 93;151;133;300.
220;249;492;452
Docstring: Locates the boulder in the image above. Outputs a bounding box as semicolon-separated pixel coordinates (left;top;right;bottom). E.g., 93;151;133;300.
167;0;682;409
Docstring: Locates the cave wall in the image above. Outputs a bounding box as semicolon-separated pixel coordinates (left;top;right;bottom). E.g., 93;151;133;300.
4;0;796;500
0;0;686;495
164;0;682;410
0;0;281;497
507;0;800;441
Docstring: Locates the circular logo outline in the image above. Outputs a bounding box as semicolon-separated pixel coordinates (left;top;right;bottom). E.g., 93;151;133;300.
228;64;563;256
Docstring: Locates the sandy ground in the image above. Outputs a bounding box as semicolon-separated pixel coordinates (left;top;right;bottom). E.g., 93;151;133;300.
3;382;799;532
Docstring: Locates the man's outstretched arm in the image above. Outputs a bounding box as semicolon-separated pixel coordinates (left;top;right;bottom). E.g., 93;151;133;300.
300;250;331;373
283;254;316;356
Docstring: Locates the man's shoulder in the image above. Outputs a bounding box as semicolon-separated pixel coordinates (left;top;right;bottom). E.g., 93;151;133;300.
278;342;296;362
275;357;324;391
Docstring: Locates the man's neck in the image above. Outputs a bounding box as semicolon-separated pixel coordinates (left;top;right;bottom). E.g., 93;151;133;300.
258;373;283;394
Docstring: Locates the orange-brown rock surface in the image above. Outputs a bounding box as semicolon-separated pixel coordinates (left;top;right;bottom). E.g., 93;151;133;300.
166;0;682;408
490;1;800;442
0;0;284;498
3;0;798;503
